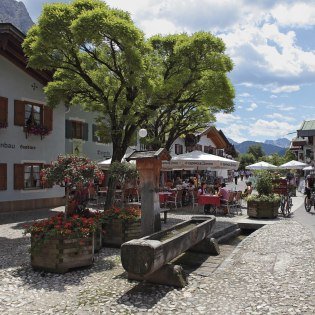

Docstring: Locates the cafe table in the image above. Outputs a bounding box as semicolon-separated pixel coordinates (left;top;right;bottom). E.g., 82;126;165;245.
198;194;221;214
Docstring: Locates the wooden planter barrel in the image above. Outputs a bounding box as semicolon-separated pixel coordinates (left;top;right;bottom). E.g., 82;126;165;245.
93;224;102;252
102;219;142;247
31;235;94;273
247;200;279;219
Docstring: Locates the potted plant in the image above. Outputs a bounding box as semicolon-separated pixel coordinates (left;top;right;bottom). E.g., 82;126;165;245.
100;205;141;247
23;155;104;273
247;170;280;219
25;123;50;139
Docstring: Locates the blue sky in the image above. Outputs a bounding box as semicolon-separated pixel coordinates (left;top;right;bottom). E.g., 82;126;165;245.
21;0;315;143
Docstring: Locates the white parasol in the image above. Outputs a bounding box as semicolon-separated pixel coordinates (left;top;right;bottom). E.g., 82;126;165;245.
245;161;278;170
278;160;308;170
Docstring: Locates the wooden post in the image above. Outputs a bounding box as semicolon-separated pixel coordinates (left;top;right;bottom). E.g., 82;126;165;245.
136;158;162;235
126;149;171;237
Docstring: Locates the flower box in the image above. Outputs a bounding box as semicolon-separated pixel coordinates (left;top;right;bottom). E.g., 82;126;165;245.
31;235;94;273
247;200;279;219
102;219;142;247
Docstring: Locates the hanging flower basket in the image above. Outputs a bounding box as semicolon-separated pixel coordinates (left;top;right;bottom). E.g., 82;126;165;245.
0;122;8;129
24;124;50;139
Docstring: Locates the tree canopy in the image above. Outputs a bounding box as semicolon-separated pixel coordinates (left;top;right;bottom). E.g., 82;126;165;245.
142;33;235;150
23;0;235;156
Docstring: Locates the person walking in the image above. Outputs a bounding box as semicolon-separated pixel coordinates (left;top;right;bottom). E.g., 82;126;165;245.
234;170;239;185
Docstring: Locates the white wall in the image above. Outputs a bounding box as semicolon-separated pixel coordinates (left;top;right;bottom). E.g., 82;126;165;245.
65;105;113;161
0;56;65;201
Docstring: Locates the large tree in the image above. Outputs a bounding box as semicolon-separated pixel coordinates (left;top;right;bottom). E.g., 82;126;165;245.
142;33;235;150
247;144;265;161
23;0;150;164
23;0;235;206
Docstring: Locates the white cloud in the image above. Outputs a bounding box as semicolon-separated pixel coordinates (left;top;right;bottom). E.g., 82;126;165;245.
272;2;315;28
220;124;248;143
270;95;278;98
271;85;300;93
215;112;241;125
265;113;295;122
238;92;251;97
246;102;258;111
249;119;298;138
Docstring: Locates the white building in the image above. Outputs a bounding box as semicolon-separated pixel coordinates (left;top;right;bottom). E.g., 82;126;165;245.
0;23;64;212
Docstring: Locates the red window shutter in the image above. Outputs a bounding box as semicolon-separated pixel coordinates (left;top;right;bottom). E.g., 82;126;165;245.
14;100;25;126
43;106;53;131
0;97;8;125
14;164;24;190
0;164;7;190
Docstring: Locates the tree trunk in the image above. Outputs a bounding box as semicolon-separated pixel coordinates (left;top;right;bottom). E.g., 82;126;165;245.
104;142;126;210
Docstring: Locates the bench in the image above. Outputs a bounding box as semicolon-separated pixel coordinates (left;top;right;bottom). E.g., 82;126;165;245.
160;208;170;223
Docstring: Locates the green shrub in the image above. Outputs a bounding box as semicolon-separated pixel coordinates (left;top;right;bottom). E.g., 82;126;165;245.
256;171;273;196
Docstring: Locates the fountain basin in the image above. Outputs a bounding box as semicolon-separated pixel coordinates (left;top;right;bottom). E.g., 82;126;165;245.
121;215;215;276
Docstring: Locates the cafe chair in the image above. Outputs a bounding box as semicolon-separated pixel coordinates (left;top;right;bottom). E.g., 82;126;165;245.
166;189;183;209
220;191;236;216
233;191;243;215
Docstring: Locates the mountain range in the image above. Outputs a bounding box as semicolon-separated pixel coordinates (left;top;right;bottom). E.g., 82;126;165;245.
228;138;290;156
0;0;33;34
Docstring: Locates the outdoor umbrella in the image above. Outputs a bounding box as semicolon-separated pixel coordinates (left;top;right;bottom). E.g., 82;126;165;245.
161;150;239;171
303;165;314;171
245;161;278;170
278;160;308;170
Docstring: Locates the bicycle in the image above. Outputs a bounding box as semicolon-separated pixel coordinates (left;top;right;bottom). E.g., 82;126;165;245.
304;189;315;212
272;179;292;217
279;190;293;217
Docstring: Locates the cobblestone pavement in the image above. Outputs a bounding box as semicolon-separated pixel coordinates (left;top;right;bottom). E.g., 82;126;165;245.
1;208;314;314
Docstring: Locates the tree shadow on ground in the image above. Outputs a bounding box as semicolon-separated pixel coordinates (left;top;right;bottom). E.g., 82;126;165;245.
116;280;174;310
1;243;119;292
0;208;61;226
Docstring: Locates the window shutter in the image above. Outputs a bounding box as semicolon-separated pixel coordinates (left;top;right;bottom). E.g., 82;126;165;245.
0;164;7;190
65;119;72;139
43;106;53;131
14;164;24;190
0;97;8;125
83;122;89;141
92;124;98;142
14;100;25;126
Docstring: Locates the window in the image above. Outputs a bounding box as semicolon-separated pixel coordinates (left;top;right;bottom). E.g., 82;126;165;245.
14;100;53;132
195;144;202;151
25;104;41;127
175;144;183;155
0;97;8;128
204;146;215;154
24;164;42;189
66;120;88;140
0;164;7;190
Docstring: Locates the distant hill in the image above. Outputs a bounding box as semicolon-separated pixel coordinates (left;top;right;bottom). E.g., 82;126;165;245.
235;141;287;156
227;138;239;146
0;0;34;34
264;138;290;148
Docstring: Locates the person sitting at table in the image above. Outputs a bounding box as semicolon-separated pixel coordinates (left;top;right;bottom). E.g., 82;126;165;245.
217;183;229;215
198;182;211;214
242;181;253;198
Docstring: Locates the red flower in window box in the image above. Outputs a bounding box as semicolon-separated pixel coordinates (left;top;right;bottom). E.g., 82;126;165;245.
25;124;50;138
0;122;8;129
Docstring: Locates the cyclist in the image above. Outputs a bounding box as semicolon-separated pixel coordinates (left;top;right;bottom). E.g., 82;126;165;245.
305;174;315;197
305;174;315;210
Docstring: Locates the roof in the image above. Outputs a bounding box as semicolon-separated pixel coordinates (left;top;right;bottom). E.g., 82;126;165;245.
297;120;315;137
0;23;52;85
125;148;171;161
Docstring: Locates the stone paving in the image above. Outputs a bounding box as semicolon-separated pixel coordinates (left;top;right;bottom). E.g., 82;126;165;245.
1;201;315;314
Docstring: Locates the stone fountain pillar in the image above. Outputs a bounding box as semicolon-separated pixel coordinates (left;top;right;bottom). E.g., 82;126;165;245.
126;148;171;236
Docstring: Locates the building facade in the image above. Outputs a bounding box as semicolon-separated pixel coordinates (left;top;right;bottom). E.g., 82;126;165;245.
0;24;64;212
290;120;315;166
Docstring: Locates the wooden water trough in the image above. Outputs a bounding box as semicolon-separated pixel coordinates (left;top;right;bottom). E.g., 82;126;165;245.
121;215;216;287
